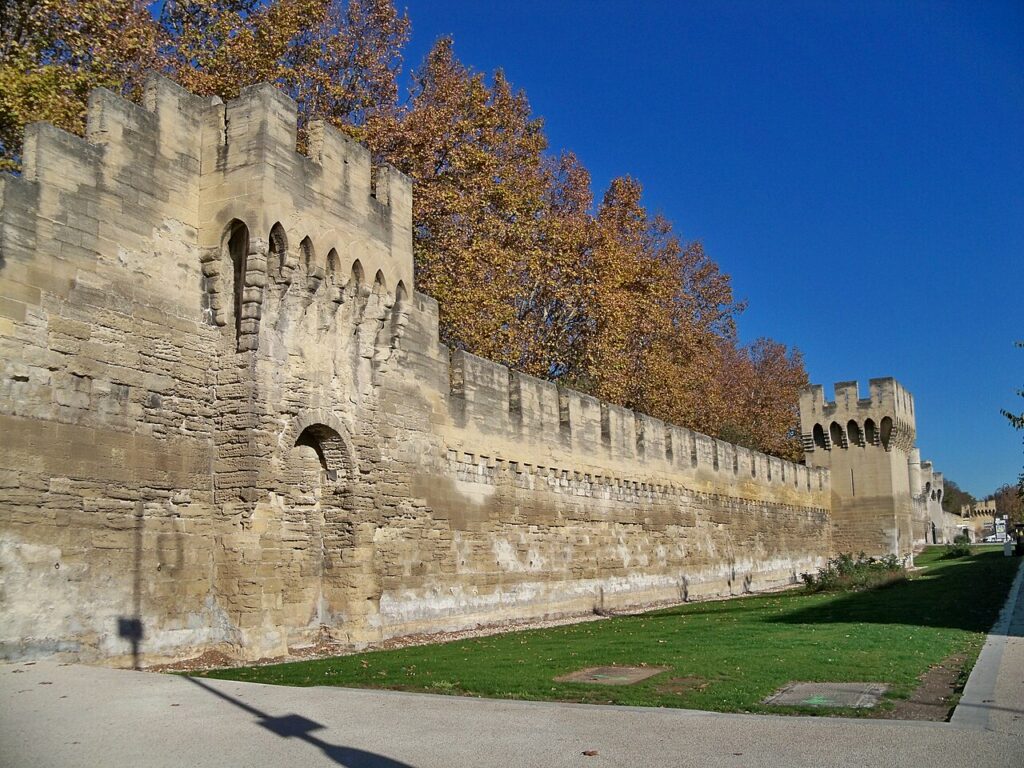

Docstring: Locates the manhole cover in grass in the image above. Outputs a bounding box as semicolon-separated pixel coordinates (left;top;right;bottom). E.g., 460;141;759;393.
554;666;668;685
764;682;888;709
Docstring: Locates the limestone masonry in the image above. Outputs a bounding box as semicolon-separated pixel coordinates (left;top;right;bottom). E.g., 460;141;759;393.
0;77;941;664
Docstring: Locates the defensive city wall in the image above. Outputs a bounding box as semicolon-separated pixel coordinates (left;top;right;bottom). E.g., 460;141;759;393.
3;76;939;665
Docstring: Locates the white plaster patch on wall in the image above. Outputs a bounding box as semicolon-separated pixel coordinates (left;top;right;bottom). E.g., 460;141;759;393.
492;538;525;572
453;477;496;504
0;537;75;656
375;558;817;630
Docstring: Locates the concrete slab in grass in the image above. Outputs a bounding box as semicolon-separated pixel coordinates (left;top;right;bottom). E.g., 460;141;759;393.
764;682;888;708
554;666;669;685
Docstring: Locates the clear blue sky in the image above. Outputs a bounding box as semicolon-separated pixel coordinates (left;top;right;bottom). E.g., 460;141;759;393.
397;0;1023;498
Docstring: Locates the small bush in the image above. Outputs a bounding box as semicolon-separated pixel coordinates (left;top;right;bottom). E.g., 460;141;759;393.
943;542;972;559
801;552;906;593
941;533;973;558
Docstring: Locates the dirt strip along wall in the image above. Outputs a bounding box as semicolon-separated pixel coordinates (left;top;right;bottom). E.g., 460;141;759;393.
0;77;831;664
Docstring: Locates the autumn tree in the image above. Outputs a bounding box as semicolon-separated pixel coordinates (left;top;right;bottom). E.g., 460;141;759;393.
511;152;597;378
0;0;158;169
573;176;747;437
716;338;808;461
158;0;409;140
941;478;976;515
372;38;565;372
990;483;1024;526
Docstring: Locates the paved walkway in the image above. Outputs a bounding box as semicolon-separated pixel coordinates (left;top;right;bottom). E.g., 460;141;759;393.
2;559;1022;768
951;553;1024;734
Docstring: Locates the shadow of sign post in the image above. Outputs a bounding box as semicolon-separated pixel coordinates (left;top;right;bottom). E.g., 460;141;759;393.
185;676;417;768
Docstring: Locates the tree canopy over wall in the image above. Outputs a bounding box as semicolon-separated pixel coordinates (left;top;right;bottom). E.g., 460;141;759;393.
0;0;809;460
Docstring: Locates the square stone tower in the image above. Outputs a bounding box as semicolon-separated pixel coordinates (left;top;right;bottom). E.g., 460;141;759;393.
799;379;918;558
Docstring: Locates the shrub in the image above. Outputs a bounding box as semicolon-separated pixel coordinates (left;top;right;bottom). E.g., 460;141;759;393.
941;532;973;558
801;552;906;593
943;542;972;559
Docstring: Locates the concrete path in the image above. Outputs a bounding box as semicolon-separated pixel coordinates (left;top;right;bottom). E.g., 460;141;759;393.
951;554;1024;735
0;656;1019;768
2;558;1023;768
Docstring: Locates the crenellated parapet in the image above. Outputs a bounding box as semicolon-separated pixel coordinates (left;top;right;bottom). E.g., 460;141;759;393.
798;376;936;557
799;378;916;454
3;74;413;354
445;348;829;507
195;82;412;348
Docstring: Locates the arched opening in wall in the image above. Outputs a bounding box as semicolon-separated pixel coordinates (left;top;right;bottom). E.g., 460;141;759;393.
225;219;249;343
847;420;862;446
936;489;943;504
326;248;342;303
925;481;932;496
813;423;826;450
269;222;288;277
350;259;365;295
374;269;387;295
327;248;340;280
880;417;893;450
300;237;317;290
829;421;845;449
864;418;877;445
386;279;409;347
295;424;349;483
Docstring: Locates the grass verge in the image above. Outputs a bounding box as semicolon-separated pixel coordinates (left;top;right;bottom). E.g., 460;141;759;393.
196;547;1020;716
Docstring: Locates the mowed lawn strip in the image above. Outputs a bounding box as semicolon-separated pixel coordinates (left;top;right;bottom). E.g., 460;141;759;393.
197;548;1020;715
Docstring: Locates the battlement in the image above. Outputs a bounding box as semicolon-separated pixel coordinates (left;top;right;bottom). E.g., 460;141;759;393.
445;347;828;501
799;378;916;454
197;81;413;291
7;74;413;305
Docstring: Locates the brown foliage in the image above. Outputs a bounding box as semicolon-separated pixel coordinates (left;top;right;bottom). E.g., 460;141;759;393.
571;177;747;439
371;38;581;377
992;484;1024;527
716;338;808;461
0;0;158;169
159;0;409;140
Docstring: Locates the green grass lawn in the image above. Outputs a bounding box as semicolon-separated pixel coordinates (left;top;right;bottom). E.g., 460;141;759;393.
196;547;1020;715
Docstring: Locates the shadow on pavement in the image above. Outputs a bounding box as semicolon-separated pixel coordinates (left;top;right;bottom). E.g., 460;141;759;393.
186;676;416;768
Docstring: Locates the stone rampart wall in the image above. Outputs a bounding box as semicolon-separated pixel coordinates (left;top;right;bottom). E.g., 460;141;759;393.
0;77;830;663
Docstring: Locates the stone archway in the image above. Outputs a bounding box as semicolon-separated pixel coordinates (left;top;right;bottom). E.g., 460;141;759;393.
295;423;350;483
280;415;362;642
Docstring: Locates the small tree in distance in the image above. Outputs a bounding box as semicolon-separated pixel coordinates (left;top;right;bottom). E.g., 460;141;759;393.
1001;341;1024;506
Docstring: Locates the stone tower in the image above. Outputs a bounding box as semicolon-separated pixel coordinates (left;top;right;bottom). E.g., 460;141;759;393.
799;379;919;558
